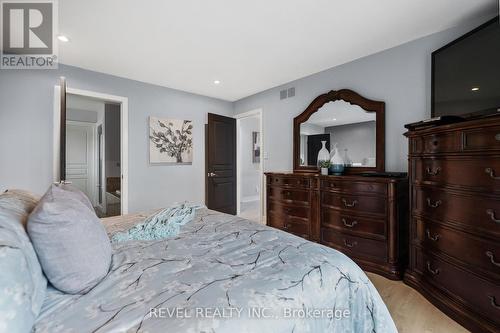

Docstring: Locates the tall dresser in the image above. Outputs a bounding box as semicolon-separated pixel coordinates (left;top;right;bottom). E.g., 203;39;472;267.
266;172;408;280
404;117;500;333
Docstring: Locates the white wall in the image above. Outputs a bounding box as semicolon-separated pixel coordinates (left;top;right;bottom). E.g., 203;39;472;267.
67;109;98;123
325;121;376;166
239;116;260;202
233;16;496;173
0;64;233;213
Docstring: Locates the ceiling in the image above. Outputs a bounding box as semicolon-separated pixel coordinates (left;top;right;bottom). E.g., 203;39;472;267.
58;0;497;101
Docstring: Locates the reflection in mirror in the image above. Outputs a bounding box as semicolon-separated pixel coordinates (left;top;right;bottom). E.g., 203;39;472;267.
299;100;376;167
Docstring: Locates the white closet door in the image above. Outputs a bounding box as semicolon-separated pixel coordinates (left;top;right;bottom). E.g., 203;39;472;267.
66;122;95;205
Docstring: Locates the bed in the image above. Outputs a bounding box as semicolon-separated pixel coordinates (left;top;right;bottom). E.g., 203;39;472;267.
33;208;396;333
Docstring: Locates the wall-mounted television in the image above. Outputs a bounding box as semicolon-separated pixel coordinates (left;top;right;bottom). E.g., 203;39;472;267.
432;16;500;118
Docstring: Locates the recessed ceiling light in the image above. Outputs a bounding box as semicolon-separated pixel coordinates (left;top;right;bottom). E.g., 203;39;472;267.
471;87;480;91
332;118;337;121
57;35;69;42
213;80;221;85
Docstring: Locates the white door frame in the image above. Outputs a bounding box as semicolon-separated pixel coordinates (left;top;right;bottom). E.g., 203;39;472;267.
235;108;264;223
53;86;129;214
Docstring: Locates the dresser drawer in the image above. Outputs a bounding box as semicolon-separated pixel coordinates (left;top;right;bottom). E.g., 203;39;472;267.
322;192;386;216
463;126;500;151
267;208;310;238
320;179;387;195
421;132;460;154
267;186;309;205
322;208;386;239
413;157;500;193
414;218;500;280
321;228;387;260
284;219;310;238
267;211;285;229
268;200;309;219
414;187;500;239
267;175;310;188
415;250;500;326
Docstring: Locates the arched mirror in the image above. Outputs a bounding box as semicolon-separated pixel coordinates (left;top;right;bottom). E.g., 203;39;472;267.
293;89;385;174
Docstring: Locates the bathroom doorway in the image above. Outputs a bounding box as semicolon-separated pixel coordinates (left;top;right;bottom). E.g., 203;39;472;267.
54;83;129;215
64;95;121;217
236;109;263;224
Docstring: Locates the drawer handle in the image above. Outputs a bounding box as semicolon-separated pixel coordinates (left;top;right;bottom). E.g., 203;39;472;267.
283;191;291;197
342;199;358;208
426;229;440;242
283;224;289;230
485;168;500;180
426;167;441;176
488;296;500;310
344;239;357;248
426;261;440;276
426;198;442;208
486;209;500;224
284;207;292;213
486;251;500;267
342;218;358;228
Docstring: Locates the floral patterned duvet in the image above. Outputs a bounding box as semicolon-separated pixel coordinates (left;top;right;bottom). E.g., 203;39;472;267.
34;208;396;333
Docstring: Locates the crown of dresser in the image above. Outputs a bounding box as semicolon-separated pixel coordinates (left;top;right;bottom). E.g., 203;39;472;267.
404;117;500;333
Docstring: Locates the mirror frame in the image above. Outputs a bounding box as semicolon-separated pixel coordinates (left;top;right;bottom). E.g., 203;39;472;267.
293;89;385;174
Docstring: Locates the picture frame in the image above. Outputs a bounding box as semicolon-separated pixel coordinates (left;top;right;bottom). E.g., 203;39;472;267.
149;116;193;165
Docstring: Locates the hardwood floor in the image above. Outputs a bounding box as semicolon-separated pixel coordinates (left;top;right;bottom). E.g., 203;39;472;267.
366;272;469;333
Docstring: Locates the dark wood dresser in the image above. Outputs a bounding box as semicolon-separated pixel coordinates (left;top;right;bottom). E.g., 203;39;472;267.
404;117;500;333
265;172;408;280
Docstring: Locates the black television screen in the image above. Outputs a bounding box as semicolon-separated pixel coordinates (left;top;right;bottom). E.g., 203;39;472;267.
432;16;500;118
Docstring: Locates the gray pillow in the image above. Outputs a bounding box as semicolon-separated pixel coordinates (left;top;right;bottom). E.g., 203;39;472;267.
27;184;111;294
0;189;47;333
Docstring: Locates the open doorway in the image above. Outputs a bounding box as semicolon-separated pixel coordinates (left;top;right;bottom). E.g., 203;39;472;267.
54;85;129;215
65;94;121;217
236;109;263;223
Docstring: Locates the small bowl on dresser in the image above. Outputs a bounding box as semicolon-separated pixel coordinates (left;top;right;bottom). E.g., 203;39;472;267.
329;164;345;175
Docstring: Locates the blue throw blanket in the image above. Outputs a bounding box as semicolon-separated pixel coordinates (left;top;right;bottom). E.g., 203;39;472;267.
111;203;203;242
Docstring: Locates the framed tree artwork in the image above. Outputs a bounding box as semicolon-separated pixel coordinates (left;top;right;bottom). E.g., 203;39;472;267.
149;117;193;164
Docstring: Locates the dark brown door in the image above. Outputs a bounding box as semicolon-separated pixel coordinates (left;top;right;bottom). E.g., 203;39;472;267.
206;113;236;215
307;133;330;165
59;77;67;182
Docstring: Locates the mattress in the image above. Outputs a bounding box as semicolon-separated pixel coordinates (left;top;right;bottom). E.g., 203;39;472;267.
34;208;396;333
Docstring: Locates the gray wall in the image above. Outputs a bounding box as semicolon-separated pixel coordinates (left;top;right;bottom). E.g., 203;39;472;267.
233;16;495;172
325;121;376;166
0;15;495;212
0;64;233;212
